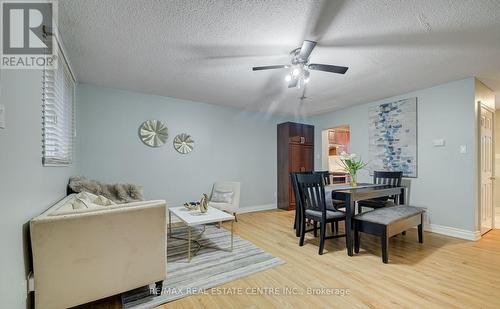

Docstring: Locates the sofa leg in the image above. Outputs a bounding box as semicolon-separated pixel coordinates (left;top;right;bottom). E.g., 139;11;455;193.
233;213;238;222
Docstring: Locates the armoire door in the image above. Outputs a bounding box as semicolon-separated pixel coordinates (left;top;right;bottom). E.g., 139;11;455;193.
302;145;314;171
288;144;314;209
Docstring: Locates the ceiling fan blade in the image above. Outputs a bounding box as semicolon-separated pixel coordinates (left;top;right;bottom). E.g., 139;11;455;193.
252;65;288;71
308;63;348;74
288;76;299;88
298;40;317;61
305;0;347;41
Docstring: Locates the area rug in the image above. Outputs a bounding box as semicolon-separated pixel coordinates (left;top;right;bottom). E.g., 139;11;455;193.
122;225;285;308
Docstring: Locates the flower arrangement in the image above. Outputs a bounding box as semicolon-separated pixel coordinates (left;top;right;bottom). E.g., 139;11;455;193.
338;152;368;187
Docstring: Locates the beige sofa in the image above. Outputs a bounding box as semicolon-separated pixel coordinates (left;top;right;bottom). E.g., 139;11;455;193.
30;194;167;309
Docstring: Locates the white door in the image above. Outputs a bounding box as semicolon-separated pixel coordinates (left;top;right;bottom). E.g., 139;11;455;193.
480;105;494;235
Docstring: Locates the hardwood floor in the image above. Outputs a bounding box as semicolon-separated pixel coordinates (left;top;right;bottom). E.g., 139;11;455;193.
79;210;500;309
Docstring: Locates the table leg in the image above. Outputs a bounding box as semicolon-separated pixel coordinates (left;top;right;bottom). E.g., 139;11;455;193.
231;220;234;251
345;195;354;256
188;226;192;262
400;187;405;205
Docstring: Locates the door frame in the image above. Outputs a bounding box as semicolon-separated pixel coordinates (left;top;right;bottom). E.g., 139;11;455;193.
478;102;495;233
321;129;329;170
321;125;351;171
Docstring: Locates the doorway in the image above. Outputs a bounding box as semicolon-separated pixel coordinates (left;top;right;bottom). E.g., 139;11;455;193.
479;104;495;234
321;125;350;184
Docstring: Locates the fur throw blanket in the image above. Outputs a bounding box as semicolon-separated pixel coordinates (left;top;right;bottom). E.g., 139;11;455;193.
68;176;143;204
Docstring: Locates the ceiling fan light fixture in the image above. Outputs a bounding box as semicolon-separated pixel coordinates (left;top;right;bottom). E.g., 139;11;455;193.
252;40;348;90
303;70;310;83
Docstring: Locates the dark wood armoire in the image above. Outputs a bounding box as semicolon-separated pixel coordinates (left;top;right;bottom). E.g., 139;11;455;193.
277;122;314;210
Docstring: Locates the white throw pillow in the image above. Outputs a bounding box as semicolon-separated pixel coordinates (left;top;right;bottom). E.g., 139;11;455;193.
72;192;97;209
94;195;116;206
77;191;98;201
211;190;234;204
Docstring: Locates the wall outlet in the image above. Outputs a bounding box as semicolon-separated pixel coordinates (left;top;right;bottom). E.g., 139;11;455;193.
0;104;5;129
460;145;467;154
433;139;445;147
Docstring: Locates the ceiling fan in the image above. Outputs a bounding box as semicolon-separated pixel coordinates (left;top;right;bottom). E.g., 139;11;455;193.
252;40;348;89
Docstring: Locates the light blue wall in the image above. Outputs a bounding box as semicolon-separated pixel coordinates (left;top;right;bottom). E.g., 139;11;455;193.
310;78;477;231
0;72;479;309
0;70;75;309
76;84;289;209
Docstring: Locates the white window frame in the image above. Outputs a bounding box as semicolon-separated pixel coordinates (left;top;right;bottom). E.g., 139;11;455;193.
42;38;76;166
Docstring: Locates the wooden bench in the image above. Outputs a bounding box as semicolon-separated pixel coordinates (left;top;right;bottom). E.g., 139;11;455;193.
354;205;425;263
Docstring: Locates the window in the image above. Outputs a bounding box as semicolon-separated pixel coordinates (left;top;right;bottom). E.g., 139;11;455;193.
42;42;75;166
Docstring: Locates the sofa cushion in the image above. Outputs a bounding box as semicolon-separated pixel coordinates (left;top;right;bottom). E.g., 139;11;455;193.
46;194;166;216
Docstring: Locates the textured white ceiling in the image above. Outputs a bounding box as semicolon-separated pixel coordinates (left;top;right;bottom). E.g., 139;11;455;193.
58;0;500;116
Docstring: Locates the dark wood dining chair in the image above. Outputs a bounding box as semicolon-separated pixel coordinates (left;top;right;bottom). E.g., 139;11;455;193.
315;170;345;233
315;170;331;185
357;171;403;213
290;171;312;237
296;173;346;255
292;172;322;238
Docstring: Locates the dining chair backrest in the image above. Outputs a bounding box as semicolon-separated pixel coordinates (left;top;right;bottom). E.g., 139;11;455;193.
296;173;327;219
373;171;403;187
290;171;313;210
315;171;331;185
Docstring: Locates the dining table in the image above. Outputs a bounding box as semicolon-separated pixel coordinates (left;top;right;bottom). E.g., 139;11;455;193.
325;183;406;256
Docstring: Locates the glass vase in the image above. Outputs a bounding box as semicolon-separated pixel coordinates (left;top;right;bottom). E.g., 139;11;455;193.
350;172;357;187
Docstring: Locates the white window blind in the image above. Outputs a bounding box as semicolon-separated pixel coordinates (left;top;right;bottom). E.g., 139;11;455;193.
42;43;75;166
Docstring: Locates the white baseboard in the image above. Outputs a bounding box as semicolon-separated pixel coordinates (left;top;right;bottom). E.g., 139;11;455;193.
425;224;481;241
238;204;277;214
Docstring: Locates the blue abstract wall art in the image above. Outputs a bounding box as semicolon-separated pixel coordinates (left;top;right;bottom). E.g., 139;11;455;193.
368;97;417;177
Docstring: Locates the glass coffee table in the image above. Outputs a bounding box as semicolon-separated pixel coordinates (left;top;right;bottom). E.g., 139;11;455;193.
168;206;235;262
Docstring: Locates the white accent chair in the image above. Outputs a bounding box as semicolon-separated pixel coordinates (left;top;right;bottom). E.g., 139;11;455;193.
208;181;241;221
